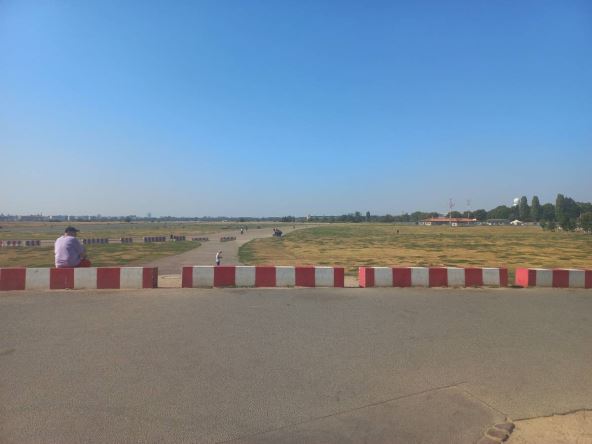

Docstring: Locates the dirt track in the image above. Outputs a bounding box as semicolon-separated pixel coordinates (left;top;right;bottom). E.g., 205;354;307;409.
140;226;300;276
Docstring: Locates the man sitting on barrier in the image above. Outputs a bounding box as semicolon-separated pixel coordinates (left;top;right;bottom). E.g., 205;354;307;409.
55;226;91;268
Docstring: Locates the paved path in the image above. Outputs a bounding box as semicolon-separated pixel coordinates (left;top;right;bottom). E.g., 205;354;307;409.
141;226;300;276
1;287;591;443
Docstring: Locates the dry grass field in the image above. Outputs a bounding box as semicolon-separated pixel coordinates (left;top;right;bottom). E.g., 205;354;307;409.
0;221;252;240
0;221;293;268
239;224;592;277
0;242;199;268
0;221;220;267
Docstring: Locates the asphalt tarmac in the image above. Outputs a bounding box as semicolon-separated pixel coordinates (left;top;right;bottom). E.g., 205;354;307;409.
1;287;591;443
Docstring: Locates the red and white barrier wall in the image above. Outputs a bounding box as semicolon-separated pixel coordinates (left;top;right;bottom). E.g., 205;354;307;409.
182;266;345;288
515;268;592;288
0;267;158;291
359;267;508;288
4;265;591;291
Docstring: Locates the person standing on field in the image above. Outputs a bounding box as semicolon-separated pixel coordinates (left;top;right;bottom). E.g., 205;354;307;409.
54;226;91;268
215;250;222;266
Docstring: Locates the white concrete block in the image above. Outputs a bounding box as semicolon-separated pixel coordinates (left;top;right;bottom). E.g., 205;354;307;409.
482;268;501;286
447;268;465;287
568;269;585;288
374;267;393;287
194;266;214;288
535;269;553;287
25;268;50;290
315;267;334;287
74;268;97;289
276;266;295;287
410;267;429;287
120;267;144;289
236;266;256;287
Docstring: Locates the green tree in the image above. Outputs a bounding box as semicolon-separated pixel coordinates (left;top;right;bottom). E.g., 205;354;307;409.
555;194;565;222
541;203;555;221
530;196;541;221
565;197;580;220
472;209;487;221
580;212;592;233
487;205;512;220
578;202;592;214
556;194;579;229
519;196;529;221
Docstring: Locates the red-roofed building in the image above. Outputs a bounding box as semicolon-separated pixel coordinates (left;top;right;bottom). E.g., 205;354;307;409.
421;217;477;226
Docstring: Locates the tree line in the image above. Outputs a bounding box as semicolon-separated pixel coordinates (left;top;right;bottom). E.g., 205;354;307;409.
302;194;592;233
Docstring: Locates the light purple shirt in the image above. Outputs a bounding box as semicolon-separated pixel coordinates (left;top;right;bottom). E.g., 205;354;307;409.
54;235;85;268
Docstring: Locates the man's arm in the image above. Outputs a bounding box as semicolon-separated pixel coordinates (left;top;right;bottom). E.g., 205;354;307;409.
76;239;87;259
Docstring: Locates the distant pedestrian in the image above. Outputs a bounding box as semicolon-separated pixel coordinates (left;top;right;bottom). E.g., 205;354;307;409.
216;250;222;266
54;226;91;268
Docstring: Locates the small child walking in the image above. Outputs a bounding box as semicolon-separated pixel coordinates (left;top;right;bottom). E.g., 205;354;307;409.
215;250;222;266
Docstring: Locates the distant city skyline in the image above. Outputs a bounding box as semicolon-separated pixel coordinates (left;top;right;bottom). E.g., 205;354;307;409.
1;1;590;216
1;193;588;220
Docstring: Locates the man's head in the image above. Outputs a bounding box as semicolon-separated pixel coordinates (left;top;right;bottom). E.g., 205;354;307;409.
64;226;79;236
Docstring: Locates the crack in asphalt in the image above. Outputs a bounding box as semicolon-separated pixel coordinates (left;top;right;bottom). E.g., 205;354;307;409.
458;385;508;418
514;408;592;422
215;381;468;444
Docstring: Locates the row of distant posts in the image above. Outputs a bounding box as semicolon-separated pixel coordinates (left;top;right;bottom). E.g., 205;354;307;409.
0;236;210;246
0;240;41;247
82;238;109;244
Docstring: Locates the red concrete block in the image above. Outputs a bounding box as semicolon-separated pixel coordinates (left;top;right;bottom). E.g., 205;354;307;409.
358;267;374;288
586;270;592;289
515;268;531;287
552;269;570;288
393;268;412;287
465;268;484;287
181;267;193;288
295;267;315;287
429;267;448;287
97;268;121;289
499;268;508;287
255;267;276;287
50;268;75;289
214;266;236;287
142;267;158;288
0;268;26;291
333;267;345;287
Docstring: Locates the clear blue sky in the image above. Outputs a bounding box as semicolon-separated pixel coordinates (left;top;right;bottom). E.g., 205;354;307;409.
1;0;590;217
